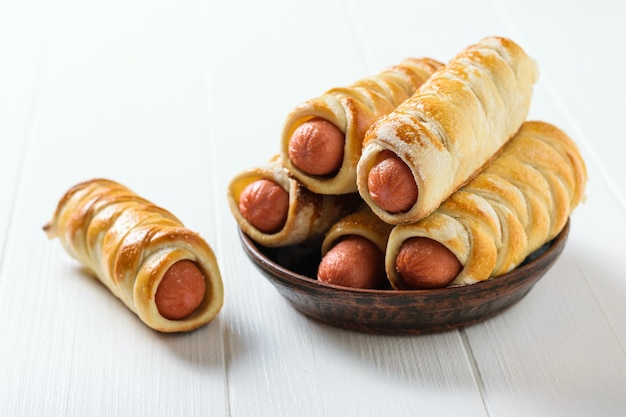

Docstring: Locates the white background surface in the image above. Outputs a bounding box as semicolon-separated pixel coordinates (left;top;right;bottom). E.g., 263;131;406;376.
1;1;625;416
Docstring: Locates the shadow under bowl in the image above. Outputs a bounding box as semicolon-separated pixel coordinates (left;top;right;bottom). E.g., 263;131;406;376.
239;220;569;335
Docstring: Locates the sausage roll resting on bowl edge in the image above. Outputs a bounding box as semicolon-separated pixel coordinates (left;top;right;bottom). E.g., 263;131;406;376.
386;120;587;289
357;36;539;224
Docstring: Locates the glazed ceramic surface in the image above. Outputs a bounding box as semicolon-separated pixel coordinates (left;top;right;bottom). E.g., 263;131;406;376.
239;221;569;334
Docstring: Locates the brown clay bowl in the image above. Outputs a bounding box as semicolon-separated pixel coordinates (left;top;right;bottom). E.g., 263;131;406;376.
239;220;569;334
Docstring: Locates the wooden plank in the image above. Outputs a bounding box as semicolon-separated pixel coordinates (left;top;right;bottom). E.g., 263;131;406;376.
205;0;487;415
0;1;227;416
0;3;52;255
0;0;624;416
463;1;626;415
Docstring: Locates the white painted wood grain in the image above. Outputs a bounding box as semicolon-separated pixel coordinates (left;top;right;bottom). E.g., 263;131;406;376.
1;0;625;416
490;0;626;211
464;167;626;416
1;1;227;416
0;2;53;261
462;2;626;416
206;1;486;415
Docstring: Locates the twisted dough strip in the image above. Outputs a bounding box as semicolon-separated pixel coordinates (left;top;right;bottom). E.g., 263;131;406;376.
358;36;539;224
227;155;360;247
281;57;443;195
386;121;587;288
44;179;224;332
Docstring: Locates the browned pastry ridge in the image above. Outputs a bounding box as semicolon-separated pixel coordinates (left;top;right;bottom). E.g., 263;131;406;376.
357;36;540;224
44;178;224;332
386;121;587;288
281;57;443;195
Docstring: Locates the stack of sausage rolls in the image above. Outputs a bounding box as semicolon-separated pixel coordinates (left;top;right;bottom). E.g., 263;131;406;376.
228;55;444;247
228;36;588;291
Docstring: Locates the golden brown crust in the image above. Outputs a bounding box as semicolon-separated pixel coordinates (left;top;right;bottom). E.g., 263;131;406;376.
227;155;360;247
44;178;224;332
385;121;587;288
357;36;540;224
281;57;443;195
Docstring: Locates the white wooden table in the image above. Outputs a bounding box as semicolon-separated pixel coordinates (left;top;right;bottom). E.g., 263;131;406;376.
1;1;625;416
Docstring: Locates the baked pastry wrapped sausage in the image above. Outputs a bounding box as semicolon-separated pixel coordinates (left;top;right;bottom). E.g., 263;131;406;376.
227;155;360;247
44;179;224;333
281;57;443;195
386;121;587;289
357;36;539;224
318;204;394;289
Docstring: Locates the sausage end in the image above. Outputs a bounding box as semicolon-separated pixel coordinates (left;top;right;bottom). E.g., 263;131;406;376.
367;150;418;214
288;117;345;176
317;235;387;289
155;260;207;320
238;179;289;234
395;237;462;289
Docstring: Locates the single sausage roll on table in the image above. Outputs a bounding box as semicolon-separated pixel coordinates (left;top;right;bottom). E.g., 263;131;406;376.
227;155;360;247
44;178;224;333
357;36;539;224
386;121;587;289
281;57;443;195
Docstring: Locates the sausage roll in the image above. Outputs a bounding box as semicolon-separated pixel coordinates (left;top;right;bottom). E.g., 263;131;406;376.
317;204;395;289
321;203;394;257
281;57;443;195
386;121;587;288
227;155;360;247
357;36;539;224
44;178;224;333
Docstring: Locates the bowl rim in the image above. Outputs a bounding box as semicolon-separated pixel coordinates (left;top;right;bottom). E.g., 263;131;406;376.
238;219;570;298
